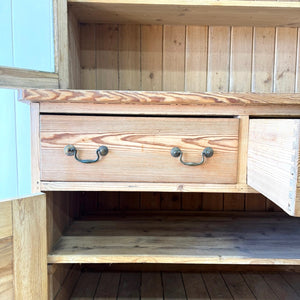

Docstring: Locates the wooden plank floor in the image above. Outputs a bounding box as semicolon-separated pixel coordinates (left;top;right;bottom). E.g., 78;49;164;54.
70;271;300;299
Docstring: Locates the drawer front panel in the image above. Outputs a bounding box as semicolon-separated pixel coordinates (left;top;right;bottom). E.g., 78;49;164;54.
40;116;239;183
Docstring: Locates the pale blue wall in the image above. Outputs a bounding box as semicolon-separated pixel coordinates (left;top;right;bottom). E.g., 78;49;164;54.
0;0;54;200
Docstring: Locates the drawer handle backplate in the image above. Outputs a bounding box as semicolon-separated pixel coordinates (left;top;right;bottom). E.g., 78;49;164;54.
64;145;108;164
170;147;214;166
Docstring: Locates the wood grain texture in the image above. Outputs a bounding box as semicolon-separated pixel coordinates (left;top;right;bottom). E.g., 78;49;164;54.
207;26;230;92
163;25;185;91
230;26;252;92
39;101;300;116
68;1;300;27
185;26;208;92
252;27;275;93
96;24;119;90
51;264;73;299
13;193;47;300
31;103;41;193
237;116;249;185
119;24;141;90
141;25;162;91
48;215;300;264
222;272;255;299
262;273;300;299
70;271;101;299
182;193;202;210
274;27;298;93
162;273;186;300
202;273;232;299
141;272;163;300
69;270;300;300
0;66;58;89
0;237;13;300
80;23;96;90
41;182;256;193
20;88;300;105
40;115;239;184
57;0;69;88
0;201;12;239
68;10;81;89
242;273;278;300
120;192;140;210
118;272;141;300
140;192;161;210
55;265;81;300
248;119;300;216
94;272;120;300
182;273;210;299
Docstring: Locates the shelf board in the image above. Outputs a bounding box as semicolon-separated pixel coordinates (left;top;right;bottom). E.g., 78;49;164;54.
20;88;300;105
68;0;300;27
48;215;300;265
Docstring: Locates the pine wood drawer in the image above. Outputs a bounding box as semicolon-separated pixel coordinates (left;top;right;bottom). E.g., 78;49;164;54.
40;115;239;184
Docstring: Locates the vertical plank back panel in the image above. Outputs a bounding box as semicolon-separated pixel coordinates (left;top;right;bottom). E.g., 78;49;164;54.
141;25;163;91
119;24;141;90
163;25;185;91
207;26;230;92
96;24;119;90
274;28;298;93
252;27;275;93
80;24;96;90
185;26;208;92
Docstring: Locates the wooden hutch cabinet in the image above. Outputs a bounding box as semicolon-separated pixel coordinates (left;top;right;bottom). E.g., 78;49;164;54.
1;0;300;299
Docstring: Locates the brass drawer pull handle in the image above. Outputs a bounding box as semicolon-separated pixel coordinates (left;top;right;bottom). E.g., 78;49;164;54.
64;145;108;164
170;147;214;166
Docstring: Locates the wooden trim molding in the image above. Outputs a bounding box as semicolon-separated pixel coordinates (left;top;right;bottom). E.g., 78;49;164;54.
20;88;300;106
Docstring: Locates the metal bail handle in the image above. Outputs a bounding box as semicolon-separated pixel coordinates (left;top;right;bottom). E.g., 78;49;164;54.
170;147;214;166
64;145;108;164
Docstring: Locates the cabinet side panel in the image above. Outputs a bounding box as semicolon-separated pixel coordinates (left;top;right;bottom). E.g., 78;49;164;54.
0;237;13;300
248;119;300;216
13;193;47;300
0;202;13;299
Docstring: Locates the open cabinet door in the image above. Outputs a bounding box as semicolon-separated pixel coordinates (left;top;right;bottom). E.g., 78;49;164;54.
248;119;300;216
0;193;47;300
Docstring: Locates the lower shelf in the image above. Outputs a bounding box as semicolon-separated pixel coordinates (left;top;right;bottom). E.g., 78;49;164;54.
48;215;300;265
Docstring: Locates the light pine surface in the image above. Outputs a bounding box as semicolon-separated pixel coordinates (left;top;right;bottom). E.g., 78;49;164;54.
48;215;300;264
248;119;300;216
40;115;239;184
13;193;47;300
20;88;300;105
0;194;47;300
45;19;300;213
70;270;300;299
68;0;300;27
0;202;13;299
0;66;58;89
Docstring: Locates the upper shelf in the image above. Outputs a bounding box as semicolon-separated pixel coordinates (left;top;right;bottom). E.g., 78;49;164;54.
68;0;300;27
20;88;300;105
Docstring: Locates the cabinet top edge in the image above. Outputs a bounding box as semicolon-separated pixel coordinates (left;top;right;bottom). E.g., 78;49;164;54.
19;88;300;106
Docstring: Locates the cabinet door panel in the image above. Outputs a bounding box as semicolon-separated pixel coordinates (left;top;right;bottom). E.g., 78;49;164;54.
248;119;300;216
0;193;47;300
